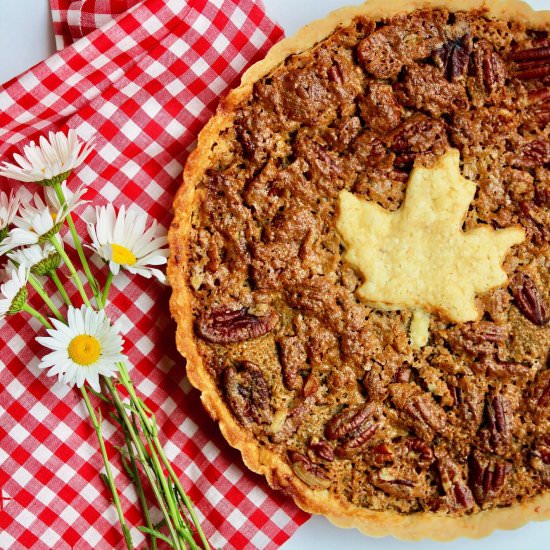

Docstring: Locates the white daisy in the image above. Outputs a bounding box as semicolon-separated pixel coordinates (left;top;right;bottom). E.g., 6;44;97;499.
0;189;82;254
36;305;125;391
8;243;60;275
87;204;168;282
0;188;31;236
45;181;88;212
0;129;94;184
0;264;29;317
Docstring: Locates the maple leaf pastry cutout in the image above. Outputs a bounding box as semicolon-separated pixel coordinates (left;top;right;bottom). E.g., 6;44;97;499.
336;148;525;341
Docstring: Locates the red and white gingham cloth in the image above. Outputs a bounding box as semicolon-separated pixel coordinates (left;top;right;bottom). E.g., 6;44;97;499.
0;1;311;548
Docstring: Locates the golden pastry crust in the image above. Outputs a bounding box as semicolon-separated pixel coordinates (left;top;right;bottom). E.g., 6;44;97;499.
168;0;550;540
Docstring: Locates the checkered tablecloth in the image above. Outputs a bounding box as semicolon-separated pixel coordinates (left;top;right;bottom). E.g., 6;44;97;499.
0;1;311;548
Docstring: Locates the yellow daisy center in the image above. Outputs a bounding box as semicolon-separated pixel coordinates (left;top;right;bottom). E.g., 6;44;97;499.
111;243;137;266
68;335;101;366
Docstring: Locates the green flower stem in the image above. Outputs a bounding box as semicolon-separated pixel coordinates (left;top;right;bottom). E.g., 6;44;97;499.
101;271;113;309
27;274;64;322
121;419;158;550
138;420;194;548
50;270;72;306
81;385;134;550
117;363;210;550
49;235;91;307
52;181;100;304
104;378;188;550
138;424;198;549
21;303;52;329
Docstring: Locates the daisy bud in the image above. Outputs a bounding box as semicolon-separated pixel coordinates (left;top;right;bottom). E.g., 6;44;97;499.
32;251;62;276
0;265;29;317
8;243;61;276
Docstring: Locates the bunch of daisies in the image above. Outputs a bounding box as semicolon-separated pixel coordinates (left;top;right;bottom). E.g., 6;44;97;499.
0;131;210;550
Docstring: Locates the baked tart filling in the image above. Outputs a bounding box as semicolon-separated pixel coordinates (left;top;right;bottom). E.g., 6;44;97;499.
169;0;550;538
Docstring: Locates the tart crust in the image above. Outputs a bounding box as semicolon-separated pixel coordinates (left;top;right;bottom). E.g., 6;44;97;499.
168;0;550;540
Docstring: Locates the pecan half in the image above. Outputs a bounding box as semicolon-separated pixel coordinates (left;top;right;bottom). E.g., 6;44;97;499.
447;321;509;355
302;372;320;398
510;272;549;326
434;34;472;81
510;43;550;80
469;450;511;505
277;336;306;391
391;384;447;441
224;361;272;425
371;470;418;499
529;87;550;126
472;40;507;94
356;29;404;80
362;365;388;401
513;139;550;169
447;378;485;429
285;279;343;331
436;453;475;511
197;306;279;344
327;63;343;85
372;443;393;465
395;64;468;117
479;393;512;454
518;201;550;247
359;83;402;134
535;178;550;207
405;438;434;465
473;357;531;381
325;402;380;457
271;396;315;444
335;423;379;458
531;436;550;485
309;440;335;462
392;367;412;383
326;403;378;441
531;369;550;418
391;113;448;153
289;451;331;489
390;113;448;168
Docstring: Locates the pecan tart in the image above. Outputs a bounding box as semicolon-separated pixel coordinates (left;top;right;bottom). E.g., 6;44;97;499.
168;0;550;539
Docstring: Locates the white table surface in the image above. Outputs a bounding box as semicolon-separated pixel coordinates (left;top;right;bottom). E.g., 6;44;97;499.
1;0;549;549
